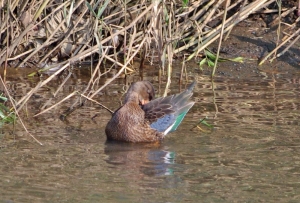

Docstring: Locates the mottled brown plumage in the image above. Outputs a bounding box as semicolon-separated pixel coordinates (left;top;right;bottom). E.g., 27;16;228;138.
105;81;195;143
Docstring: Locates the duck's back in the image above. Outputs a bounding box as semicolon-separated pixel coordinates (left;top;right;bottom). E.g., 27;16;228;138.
105;102;163;143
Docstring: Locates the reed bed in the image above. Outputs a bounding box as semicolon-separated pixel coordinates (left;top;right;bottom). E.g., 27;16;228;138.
0;0;298;144
2;0;285;68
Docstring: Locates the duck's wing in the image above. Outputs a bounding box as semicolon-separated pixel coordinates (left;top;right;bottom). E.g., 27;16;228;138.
142;81;196;135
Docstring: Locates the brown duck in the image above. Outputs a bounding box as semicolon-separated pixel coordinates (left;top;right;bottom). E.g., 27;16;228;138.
105;81;196;143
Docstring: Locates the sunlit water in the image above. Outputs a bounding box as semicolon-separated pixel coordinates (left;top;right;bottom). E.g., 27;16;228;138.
1;68;300;202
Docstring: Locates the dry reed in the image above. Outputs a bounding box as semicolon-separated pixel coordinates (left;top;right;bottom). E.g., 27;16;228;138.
0;0;298;143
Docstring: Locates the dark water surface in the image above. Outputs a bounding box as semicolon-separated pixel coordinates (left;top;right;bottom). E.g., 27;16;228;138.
1;66;300;202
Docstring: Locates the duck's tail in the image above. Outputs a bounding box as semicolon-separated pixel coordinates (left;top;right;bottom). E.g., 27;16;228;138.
165;81;196;134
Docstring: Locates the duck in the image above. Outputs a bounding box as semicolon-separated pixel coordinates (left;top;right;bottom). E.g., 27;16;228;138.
105;81;196;143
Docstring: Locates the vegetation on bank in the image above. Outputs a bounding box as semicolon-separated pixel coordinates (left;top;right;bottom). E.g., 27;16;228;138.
2;1;296;70
0;93;16;127
0;0;299;143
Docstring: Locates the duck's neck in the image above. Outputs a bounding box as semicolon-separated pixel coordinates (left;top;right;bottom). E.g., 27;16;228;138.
125;92;140;104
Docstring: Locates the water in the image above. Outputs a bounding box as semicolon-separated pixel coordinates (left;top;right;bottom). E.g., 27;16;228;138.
1;67;300;202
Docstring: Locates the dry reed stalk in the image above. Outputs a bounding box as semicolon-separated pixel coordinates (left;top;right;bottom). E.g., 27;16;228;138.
175;0;275;55
224;0;247;40
79;93;113;114
180;54;187;84
15;62;69;109
270;6;296;26
163;3;174;97
173;0;223;54
275;34;300;58
210;0;244;22
56;34;148;118
19;0;87;67
258;6;300;64
192;0;276;53
259;27;300;65
85;47;110;96
89;36;148;99
68;3;155;63
274;0;282;57
16;81;42;112
53;70;73;97
0;0;69;64
34;91;78;117
212;0;230;77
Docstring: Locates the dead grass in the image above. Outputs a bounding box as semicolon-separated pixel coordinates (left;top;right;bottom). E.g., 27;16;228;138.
0;0;299;144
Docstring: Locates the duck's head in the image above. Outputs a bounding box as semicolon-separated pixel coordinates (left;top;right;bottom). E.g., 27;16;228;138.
125;81;155;105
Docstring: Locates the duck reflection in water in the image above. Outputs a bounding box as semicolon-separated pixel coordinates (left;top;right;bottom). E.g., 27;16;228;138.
104;141;175;176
